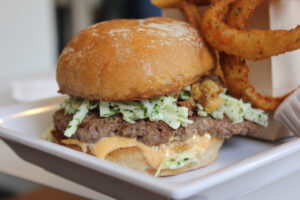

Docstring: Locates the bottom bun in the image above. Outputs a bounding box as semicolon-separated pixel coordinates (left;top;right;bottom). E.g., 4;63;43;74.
106;137;223;176
48;128;224;176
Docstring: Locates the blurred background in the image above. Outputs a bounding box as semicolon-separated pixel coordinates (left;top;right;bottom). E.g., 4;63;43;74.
0;0;161;77
0;0;160;199
55;0;161;53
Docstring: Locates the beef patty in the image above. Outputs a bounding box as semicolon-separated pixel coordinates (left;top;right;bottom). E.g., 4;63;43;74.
53;109;261;146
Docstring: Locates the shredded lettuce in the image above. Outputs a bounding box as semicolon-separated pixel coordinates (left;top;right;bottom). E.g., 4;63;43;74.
196;104;208;117
62;97;83;115
62;96;193;137
64;100;90;137
155;152;198;176
62;87;268;137
99;102;118;117
99;96;193;129
243;103;268;127
205;92;268;127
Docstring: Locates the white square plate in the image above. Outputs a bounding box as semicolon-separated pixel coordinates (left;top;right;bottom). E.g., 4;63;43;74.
1;97;300;200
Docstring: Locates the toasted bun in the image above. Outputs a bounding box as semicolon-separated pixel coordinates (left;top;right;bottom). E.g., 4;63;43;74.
49;129;223;176
57;17;215;101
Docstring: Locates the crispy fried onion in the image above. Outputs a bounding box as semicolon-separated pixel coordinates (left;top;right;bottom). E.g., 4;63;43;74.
201;0;300;60
191;80;224;113
220;0;294;112
178;80;224;114
178;97;196;116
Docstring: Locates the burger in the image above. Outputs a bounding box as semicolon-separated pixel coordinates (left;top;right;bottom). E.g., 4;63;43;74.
49;17;268;176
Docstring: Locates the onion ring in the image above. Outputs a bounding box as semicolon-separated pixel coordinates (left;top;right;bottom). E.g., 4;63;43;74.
220;0;295;111
180;1;202;30
226;0;264;29
243;86;293;112
201;0;300;60
180;0;293;111
220;53;294;112
219;54;249;99
221;0;263;99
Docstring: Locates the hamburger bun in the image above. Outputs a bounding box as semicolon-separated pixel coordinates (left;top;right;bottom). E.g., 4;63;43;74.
57;17;215;101
50;17;234;177
104;136;223;176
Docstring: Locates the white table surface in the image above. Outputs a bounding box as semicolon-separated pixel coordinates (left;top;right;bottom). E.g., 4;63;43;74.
1;68;300;200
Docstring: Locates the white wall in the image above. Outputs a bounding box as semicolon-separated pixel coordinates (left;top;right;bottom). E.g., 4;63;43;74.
0;0;57;78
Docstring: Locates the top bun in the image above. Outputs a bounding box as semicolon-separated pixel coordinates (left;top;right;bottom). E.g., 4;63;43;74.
57;17;215;101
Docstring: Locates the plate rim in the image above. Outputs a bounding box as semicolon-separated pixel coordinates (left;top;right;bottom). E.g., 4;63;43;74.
1;97;300;199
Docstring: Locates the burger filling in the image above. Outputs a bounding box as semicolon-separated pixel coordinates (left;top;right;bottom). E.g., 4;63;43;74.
58;79;267;139
53;110;261;146
52;78;268;173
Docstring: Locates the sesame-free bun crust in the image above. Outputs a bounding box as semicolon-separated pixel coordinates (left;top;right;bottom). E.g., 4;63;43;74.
57;17;215;101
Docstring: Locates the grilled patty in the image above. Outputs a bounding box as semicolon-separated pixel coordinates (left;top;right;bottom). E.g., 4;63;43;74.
53;109;260;146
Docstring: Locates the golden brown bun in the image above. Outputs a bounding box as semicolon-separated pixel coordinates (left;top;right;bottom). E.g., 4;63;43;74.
57;17;215;101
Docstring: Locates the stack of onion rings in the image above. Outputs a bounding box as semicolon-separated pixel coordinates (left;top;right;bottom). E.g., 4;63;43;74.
217;0;295;111
153;0;299;112
181;0;298;112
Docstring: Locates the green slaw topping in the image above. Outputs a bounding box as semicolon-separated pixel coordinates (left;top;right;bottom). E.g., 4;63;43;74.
61;89;268;137
207;92;268;127
63;100;90;137
155;151;198;176
62;96;193;137
99;96;193;129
